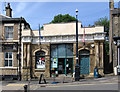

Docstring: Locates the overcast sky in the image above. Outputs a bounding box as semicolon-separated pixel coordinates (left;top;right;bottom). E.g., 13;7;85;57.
1;2;119;30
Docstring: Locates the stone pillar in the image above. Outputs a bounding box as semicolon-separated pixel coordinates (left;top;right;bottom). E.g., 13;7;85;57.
89;47;95;76
22;43;31;80
100;42;104;68
95;41;99;67
95;41;104;76
45;55;50;78
23;44;27;67
99;42;104;76
44;44;50;78
27;44;30;67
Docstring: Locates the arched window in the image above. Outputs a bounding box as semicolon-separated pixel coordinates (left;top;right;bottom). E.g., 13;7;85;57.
35;51;45;69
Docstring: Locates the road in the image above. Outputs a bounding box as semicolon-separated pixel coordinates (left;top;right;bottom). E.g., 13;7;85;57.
35;82;118;90
1;75;120;91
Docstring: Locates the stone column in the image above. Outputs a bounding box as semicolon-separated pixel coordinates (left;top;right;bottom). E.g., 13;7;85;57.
22;43;31;80
95;41;100;67
89;47;95;76
44;44;50;78
23;44;27;67
27;44;30;67
100;42;104;68
45;55;50;77
99;42;104;76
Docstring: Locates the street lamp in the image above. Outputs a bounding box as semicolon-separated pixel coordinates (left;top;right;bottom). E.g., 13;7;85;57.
75;9;80;81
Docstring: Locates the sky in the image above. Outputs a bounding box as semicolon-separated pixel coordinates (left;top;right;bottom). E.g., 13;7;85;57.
1;1;119;30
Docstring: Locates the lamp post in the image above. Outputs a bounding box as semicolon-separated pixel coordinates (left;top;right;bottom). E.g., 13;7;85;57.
75;9;80;81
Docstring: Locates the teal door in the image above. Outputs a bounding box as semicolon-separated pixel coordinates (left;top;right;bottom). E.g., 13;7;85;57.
79;50;90;75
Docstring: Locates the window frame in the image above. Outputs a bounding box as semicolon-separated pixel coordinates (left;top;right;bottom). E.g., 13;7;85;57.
35;51;45;69
5;26;14;40
4;52;13;67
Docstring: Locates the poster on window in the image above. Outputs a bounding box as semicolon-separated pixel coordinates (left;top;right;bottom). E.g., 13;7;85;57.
36;57;45;69
51;58;57;68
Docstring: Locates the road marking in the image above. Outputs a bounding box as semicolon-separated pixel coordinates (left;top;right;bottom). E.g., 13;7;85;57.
7;84;28;86
104;83;118;85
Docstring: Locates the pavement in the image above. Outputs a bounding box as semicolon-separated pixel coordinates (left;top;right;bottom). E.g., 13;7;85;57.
1;75;120;91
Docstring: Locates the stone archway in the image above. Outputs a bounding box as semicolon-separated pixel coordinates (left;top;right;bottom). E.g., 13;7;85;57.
32;45;50;78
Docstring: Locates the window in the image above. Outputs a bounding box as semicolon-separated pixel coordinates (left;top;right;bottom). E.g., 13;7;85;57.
35;51;45;69
4;52;13;67
5;26;13;39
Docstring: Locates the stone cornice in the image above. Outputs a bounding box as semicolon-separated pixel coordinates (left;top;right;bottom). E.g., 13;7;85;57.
22;32;106;44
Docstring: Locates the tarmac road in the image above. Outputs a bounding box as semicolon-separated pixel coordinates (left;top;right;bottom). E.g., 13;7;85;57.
1;75;120;91
35;82;118;90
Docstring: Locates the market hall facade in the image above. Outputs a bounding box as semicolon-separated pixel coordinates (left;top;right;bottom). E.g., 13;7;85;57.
22;22;105;80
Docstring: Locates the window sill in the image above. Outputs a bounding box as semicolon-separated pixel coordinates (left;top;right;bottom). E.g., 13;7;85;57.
35;69;45;72
0;67;17;69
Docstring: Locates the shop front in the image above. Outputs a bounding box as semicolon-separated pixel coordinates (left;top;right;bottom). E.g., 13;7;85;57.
50;44;73;76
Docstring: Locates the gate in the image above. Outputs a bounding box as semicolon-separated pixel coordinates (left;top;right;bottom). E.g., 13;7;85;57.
79;49;90;75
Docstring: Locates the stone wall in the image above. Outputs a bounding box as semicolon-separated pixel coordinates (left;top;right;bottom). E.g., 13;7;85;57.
1;23;19;40
0;52;18;76
22;43;50;79
22;41;104;79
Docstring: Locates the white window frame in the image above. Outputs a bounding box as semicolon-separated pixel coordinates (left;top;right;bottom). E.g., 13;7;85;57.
4;52;13;67
5;26;14;40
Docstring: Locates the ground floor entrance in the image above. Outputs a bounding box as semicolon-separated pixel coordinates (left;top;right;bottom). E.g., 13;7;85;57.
51;57;73;76
50;44;73;76
58;58;65;74
58;58;73;75
79;49;90;75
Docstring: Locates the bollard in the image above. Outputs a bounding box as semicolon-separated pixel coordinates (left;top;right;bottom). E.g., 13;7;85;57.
94;67;99;78
24;85;27;92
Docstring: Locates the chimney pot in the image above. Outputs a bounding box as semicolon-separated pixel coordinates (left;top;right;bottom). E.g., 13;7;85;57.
5;3;12;17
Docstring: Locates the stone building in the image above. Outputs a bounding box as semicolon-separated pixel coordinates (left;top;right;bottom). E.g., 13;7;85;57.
109;0;120;75
22;22;105;80
0;3;106;80
0;3;31;79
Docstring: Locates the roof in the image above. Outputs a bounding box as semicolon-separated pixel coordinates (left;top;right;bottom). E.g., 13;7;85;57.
0;14;11;18
0;14;31;29
111;8;120;15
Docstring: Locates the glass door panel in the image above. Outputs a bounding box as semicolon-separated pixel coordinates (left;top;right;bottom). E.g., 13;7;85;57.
66;58;73;75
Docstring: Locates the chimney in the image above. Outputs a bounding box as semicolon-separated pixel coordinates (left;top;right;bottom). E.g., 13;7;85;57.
5;3;12;17
109;0;114;10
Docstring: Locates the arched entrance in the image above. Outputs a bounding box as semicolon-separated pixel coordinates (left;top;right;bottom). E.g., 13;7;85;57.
35;51;45;69
79;49;90;75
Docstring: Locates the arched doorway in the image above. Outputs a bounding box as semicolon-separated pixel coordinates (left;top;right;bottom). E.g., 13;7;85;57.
79;49;90;75
35;51;45;69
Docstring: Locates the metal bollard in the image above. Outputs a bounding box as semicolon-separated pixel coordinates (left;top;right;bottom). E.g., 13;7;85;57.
24;85;27;92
